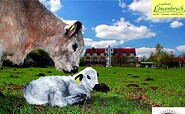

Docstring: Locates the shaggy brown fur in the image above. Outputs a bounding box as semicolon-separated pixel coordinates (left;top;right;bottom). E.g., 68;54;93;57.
0;0;84;73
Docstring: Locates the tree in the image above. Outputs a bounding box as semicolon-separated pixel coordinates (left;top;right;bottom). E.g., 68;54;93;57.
148;44;175;68
80;57;85;66
155;43;163;66
148;44;162;67
112;54;121;66
30;49;50;58
140;55;147;62
161;52;175;68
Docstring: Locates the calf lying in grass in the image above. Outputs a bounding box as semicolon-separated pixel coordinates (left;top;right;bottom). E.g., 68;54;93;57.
24;67;99;107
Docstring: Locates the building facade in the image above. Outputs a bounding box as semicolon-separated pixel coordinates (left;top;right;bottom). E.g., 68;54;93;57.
84;46;137;66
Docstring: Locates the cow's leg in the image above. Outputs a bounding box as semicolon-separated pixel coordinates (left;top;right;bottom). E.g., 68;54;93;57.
0;51;3;68
12;51;25;65
0;59;2;68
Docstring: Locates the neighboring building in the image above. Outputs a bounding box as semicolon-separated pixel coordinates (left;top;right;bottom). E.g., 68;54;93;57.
84;46;137;66
84;47;106;66
175;56;185;68
112;47;137;66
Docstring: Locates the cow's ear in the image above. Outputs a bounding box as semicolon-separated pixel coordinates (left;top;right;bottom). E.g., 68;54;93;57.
64;21;82;38
75;74;83;83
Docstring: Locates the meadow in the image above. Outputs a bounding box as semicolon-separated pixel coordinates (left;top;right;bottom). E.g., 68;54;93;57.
0;66;184;114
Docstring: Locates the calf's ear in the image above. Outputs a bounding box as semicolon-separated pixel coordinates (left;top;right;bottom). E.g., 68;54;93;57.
64;21;82;38
75;74;83;83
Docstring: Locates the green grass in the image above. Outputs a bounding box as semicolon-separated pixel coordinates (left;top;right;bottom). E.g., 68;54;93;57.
0;66;184;114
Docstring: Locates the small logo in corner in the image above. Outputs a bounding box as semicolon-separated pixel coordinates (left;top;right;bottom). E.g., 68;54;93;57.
160;109;178;114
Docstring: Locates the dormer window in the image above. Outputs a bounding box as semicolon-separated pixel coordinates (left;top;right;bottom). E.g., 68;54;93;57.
86;53;90;57
93;53;97;56
100;53;104;56
122;52;127;56
130;52;135;57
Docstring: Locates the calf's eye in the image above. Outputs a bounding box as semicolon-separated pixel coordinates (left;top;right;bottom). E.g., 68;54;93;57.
72;43;78;51
87;75;91;80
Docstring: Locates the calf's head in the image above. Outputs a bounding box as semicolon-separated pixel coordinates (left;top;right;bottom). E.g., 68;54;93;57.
73;67;99;90
51;21;84;73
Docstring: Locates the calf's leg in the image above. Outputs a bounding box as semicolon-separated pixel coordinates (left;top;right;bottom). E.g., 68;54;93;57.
48;91;86;107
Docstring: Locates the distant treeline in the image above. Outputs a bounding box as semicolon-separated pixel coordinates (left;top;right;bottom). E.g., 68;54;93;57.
144;44;185;68
3;49;54;68
3;44;185;69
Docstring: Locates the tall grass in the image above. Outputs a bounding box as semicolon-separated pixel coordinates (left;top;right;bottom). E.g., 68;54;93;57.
0;67;184;114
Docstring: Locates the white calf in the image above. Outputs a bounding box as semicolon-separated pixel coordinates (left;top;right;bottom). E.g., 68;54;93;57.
24;67;99;107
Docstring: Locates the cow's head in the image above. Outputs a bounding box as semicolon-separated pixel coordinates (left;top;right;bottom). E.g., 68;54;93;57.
51;21;84;73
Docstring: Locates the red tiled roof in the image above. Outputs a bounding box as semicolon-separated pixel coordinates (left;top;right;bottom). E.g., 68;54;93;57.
85;48;136;55
114;48;136;55
175;57;185;61
85;48;106;55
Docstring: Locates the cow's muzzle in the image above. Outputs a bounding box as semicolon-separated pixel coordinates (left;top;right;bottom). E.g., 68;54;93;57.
63;66;78;74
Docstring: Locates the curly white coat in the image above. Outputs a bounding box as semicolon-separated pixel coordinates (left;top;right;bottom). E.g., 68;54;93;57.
24;67;99;107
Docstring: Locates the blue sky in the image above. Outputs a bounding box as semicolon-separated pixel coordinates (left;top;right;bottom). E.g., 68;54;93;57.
40;0;185;58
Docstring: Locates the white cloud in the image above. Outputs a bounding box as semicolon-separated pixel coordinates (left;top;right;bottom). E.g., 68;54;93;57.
136;47;155;58
170;21;184;28
163;48;176;54
39;0;49;8
176;45;185;52
128;0;174;23
136;47;175;58
49;0;62;12
84;38;119;48
94;17;156;42
61;19;77;28
118;0;126;8
39;0;62;13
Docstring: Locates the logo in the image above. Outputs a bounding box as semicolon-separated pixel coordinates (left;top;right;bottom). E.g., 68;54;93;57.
160;109;178;114
152;107;185;114
152;0;185;17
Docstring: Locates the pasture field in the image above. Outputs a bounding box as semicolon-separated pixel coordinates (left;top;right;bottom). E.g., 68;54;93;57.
0;66;184;114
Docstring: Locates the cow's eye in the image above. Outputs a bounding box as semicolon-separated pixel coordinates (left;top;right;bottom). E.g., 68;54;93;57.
72;43;78;51
87;75;91;80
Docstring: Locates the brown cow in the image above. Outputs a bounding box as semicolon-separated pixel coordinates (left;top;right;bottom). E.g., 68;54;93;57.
0;0;84;73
